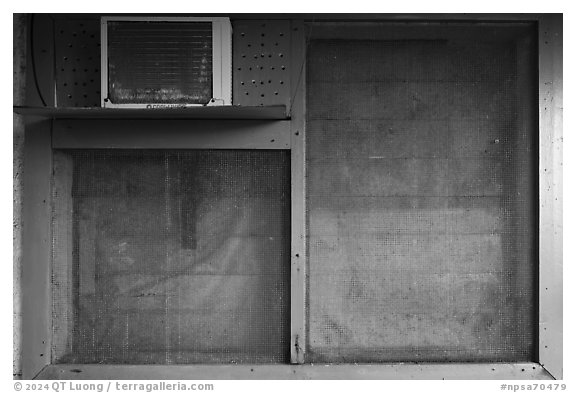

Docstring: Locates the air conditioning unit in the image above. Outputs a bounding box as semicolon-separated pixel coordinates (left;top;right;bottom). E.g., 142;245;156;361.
101;16;232;108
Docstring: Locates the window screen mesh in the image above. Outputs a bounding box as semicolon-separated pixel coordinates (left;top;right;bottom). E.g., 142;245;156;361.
107;21;213;104
306;26;537;362
52;150;290;364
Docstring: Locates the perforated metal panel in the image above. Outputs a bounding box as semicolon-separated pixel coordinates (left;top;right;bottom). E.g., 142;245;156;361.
54;18;101;107
232;20;291;106
52;17;292;108
305;24;538;362
52;150;291;364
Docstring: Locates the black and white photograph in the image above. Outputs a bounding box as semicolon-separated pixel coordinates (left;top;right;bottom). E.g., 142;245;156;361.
10;8;566;386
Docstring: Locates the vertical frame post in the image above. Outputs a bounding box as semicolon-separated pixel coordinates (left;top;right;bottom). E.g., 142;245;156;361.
290;19;306;364
21;118;53;379
21;13;55;379
538;14;562;380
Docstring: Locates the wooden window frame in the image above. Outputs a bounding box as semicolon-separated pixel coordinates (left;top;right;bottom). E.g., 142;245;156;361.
20;15;562;380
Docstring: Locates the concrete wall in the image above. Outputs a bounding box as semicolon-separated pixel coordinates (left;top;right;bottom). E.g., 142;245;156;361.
13;13;27;379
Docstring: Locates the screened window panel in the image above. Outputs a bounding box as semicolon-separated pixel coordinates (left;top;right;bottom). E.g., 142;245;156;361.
52;150;290;364
305;25;538;362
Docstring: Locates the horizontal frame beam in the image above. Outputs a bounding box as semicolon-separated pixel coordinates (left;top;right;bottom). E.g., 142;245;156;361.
37;363;552;380
52;119;291;149
14;105;289;120
49;14;549;22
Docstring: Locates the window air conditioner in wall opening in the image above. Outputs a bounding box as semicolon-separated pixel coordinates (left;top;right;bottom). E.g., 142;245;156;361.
101;16;232;108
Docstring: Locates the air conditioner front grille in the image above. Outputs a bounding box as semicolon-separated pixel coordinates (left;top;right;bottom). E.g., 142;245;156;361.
106;21;213;105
